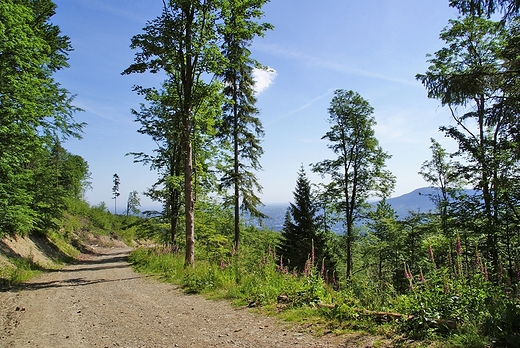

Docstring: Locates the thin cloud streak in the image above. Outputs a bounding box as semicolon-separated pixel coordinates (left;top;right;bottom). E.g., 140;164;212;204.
74;0;155;24
265;89;335;127
254;42;419;87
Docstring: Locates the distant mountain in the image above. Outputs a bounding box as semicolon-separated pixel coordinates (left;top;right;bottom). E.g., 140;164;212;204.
253;204;288;231
252;187;441;232
385;187;437;217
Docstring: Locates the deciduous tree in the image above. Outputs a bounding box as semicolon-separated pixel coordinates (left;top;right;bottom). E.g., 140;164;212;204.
312;90;395;279
449;0;520;19
419;138;464;241
126;191;141;216
124;0;222;266
417;16;520;279
128;85;184;244
0;0;83;235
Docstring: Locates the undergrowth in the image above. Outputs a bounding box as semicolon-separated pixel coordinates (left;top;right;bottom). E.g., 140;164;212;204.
0;257;43;287
129;243;519;347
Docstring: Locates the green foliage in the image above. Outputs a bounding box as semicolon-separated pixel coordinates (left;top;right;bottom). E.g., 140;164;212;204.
312;89;395;279
0;0;84;237
449;0;520;20
86;203;113;234
484;295;520;346
129;247;186;283
194;200;234;260
278;166;320;271
0;257;42;287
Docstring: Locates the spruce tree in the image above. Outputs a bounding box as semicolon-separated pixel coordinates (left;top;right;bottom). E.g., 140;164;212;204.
278;166;328;273
217;0;272;253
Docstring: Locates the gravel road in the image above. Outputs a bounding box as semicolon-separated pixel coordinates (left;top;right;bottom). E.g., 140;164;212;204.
0;247;349;348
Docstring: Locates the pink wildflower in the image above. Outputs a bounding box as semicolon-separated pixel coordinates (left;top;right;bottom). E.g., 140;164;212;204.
311;240;315;265
456;235;462;255
404;263;412;280
428;245;434;262
419;268;425;283
304;259;311;277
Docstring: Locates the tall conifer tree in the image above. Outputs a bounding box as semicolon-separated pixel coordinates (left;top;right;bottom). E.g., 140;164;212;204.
278;166;329;272
217;0;272;253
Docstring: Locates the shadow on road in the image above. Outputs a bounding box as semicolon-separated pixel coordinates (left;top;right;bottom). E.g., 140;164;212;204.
13;275;143;291
1;248;142;292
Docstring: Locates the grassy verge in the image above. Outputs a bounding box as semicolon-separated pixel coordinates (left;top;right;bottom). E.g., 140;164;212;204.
128;246;401;344
0;257;43;287
129;245;520;347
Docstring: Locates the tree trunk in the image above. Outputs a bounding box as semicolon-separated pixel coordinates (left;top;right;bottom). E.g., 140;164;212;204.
233;80;240;253
184;123;195;267
182;4;196;268
346;222;352;280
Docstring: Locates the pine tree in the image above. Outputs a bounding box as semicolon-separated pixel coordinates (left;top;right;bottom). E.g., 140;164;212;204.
112;174;120;214
277;166;329;273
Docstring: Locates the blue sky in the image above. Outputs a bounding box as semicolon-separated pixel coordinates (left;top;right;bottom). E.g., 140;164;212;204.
52;0;460;211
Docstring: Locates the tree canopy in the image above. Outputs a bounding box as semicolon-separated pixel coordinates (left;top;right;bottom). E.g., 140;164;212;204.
0;0;85;235
312;89;395;279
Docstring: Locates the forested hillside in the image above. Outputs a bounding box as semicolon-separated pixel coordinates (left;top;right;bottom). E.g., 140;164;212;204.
2;0;520;346
254;187;443;231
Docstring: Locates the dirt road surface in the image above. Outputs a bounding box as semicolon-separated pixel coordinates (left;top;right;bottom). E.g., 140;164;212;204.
0;247;352;348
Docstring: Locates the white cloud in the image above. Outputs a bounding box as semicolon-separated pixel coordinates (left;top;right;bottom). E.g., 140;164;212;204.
253;67;277;94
